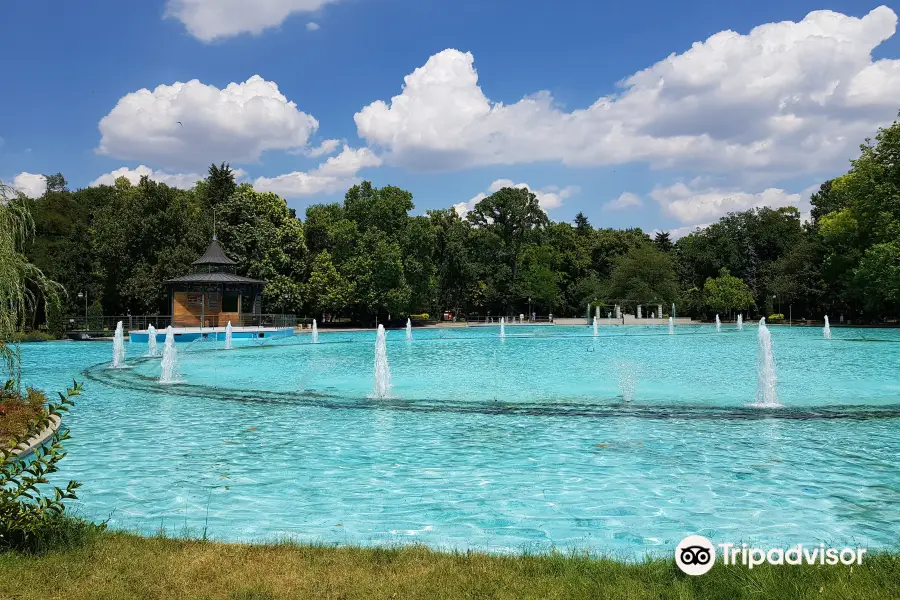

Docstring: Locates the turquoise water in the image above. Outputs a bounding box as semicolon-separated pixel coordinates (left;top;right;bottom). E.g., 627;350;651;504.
19;324;900;555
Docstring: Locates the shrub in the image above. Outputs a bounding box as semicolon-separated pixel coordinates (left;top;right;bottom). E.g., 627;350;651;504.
8;331;55;343
0;386;48;447
409;313;429;321
1;380;102;553
768;313;785;321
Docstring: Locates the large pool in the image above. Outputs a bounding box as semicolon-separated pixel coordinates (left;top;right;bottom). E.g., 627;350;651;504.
20;324;900;555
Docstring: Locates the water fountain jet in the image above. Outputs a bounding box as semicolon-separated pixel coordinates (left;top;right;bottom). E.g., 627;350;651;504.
500;317;506;338
159;326;181;384
406;318;412;340
593;316;598;337
824;315;832;340
373;324;392;398
615;360;637;403
112;321;126;368
737;314;743;331
668;317;674;335
715;314;721;333
312;319;319;344
146;324;158;357
755;318;780;407
225;321;233;349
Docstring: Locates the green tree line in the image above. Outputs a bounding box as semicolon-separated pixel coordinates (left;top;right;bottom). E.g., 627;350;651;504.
8;117;900;326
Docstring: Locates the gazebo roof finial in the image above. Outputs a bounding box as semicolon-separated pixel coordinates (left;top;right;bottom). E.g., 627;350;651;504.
192;237;236;266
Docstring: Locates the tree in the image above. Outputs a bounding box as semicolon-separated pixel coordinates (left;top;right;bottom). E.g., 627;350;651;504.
574;212;592;234
43;173;67;193
344;229;410;318
854;241;900;313
0;190;61;380
217;186;307;313
0;185;86;553
518;245;562;311
90;176;208;314
401;216;437;313
307;250;353;316
608;246;678;306
204;162;237;208
45;297;65;338
429;209;472;314
768;235;825;317
344;182;414;236
467;186;548;307
654;231;673;253
674;206;803;309
703;267;754;314
570;275;607;311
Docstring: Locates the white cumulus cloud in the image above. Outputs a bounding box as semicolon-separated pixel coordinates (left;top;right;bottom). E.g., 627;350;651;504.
97;75;318;171
12;173;47;198
253;145;381;197
663;223;713;241
165;0;340;41
604;192;643;211
355;7;900;178
650;180;807;224
89;165;207;189
304;138;340;157
306;22;320;31
453;179;578;217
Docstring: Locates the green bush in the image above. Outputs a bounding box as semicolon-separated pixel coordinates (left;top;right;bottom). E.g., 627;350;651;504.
0;380;103;554
8;331;55;343
768;313;785;321
409;313;429;321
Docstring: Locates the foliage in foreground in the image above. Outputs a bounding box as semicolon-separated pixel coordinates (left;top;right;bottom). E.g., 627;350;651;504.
0;383;48;448
0;531;897;600
0;381;98;553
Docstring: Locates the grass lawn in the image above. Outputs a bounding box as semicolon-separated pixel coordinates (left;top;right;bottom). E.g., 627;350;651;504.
0;532;897;600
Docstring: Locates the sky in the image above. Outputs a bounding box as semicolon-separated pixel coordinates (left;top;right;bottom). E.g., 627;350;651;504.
3;0;900;238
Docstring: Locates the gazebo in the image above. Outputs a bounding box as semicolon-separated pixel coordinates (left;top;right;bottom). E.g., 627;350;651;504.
164;237;267;327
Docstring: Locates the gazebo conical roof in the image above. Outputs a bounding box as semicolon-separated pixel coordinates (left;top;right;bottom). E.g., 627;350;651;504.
192;237;236;266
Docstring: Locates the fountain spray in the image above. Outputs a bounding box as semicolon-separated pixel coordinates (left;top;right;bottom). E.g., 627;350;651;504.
373;324;392;398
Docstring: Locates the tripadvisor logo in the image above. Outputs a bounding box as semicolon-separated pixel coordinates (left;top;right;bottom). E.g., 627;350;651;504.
675;535;868;575
675;535;716;575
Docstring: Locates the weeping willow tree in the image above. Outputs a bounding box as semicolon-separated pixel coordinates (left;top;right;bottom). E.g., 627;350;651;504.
1;183;88;552
0;182;62;385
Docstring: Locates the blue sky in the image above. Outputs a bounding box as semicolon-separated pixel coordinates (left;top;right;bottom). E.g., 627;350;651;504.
3;0;900;236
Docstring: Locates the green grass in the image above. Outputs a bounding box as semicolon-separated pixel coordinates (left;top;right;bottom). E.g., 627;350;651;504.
0;530;897;599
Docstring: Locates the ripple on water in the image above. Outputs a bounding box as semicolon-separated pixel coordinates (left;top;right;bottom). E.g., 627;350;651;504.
16;327;900;554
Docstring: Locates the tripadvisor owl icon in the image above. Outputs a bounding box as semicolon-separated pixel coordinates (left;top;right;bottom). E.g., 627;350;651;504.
675;535;716;575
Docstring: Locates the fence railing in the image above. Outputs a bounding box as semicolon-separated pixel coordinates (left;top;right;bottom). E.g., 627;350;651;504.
64;314;296;331
466;315;557;324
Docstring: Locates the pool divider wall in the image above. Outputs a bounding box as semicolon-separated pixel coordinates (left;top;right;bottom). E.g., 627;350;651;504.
3;413;62;463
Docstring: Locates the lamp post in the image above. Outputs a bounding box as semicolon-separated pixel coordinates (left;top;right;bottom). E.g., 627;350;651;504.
77;291;87;329
528;297;532;321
